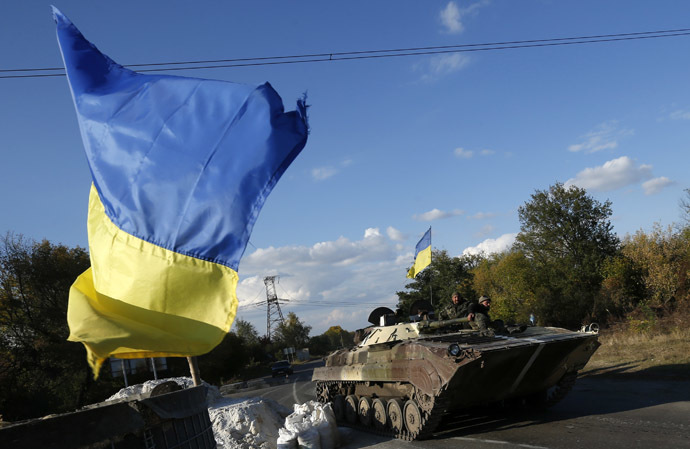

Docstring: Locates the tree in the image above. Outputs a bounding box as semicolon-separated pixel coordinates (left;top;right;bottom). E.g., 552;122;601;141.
514;183;619;327
599;252;646;316
0;233;121;420
622;224;689;309
323;325;354;349
197;331;249;384
397;249;478;316
233;318;260;346
308;325;355;356
680;188;690;226
471;250;539;324
273;312;311;350
307;334;331;356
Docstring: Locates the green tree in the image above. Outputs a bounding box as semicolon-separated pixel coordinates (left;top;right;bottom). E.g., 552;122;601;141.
323;325;354;348
622;224;689;309
233;318;260;346
274;312;311;350
197;331;249;384
599;252;646;316
514;183;619;327
307;334;331;356
397;249;478;316
308;325;355;356
471;250;538;323
0;234;121;420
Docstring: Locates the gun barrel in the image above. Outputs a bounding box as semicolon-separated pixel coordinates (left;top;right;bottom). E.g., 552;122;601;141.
417;317;469;331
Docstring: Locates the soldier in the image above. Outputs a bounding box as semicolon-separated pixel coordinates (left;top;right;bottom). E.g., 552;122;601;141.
467;295;494;335
442;292;467;320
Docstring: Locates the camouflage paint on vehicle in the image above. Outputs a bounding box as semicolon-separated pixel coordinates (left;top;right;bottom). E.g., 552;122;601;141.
313;315;599;440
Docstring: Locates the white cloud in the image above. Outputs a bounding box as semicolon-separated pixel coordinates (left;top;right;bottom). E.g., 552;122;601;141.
440;2;463;33
236;228;409;335
454;147;496;158
462;233;517;256
642;177;674;195
565;156;653;192
669;109;690;120
363;227;380;239
311;159;353;181
311;166;337;181
386;226;406;241
474;224;495;238
568;121;633;153
454;147;473;158
439;0;489;34
431;53;471;75
417;53;472;82
413;208;464;221
324;308;347;324
470;211;497;220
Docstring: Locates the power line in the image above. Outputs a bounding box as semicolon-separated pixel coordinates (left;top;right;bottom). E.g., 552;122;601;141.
237;296;395;309
3;27;690;80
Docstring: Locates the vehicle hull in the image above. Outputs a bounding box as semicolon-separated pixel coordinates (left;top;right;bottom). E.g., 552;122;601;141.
313;324;599;440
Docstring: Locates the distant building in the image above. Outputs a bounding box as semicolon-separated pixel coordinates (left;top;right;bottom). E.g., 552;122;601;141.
296;348;310;362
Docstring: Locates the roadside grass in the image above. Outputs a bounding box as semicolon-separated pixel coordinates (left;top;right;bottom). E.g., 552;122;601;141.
582;310;690;380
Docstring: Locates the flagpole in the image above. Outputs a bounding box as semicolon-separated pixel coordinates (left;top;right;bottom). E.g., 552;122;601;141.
429;227;433;306
187;356;201;386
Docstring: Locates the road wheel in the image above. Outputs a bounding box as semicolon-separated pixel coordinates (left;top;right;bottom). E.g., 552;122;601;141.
332;394;345;420
358;396;373;426
386;398;404;433
403;400;422;436
344;395;359;424
372;398;387;430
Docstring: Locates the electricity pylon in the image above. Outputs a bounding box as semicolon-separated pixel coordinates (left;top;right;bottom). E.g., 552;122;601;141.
264;275;286;341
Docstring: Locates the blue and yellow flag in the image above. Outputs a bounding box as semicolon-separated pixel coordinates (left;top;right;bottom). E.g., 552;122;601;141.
54;8;309;376
407;228;432;278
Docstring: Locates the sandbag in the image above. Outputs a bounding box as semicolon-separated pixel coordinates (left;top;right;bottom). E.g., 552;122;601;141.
297;427;321;449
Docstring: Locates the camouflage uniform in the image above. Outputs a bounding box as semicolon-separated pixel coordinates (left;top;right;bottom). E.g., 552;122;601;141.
442;300;469;320
468;298;495;336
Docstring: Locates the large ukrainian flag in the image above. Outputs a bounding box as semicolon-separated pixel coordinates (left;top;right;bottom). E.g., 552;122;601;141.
407;228;432;278
54;8;309;376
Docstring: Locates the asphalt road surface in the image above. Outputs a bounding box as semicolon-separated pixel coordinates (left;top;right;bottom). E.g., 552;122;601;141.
225;360;690;449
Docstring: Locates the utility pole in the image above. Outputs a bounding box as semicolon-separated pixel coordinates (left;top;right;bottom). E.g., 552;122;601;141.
264;275;286;341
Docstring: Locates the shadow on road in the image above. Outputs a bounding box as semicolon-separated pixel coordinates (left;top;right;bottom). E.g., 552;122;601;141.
432;373;690;441
583;362;690;381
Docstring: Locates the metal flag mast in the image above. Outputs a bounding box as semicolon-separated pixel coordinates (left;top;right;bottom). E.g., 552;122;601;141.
429;227;433;306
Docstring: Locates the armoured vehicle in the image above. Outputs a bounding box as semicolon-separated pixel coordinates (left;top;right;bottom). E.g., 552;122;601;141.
312;306;600;440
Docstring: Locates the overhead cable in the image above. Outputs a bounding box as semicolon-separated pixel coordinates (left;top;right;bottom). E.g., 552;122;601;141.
2;27;690;79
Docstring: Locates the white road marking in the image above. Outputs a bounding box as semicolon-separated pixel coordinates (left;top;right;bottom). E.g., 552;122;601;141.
292;378;300;404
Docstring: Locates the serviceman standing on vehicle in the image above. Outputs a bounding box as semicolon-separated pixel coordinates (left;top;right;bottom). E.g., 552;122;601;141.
442;292;467;319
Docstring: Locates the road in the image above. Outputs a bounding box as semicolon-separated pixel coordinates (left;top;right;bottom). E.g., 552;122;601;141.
225;360;690;449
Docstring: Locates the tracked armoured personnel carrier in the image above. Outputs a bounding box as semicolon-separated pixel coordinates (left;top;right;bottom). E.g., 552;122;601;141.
312;306;600;440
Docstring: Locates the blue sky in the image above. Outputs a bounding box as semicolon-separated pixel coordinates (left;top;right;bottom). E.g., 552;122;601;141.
2;1;690;335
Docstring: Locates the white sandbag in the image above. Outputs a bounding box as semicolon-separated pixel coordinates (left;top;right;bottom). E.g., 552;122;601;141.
313;419;334;449
311;403;338;449
277;427;298;449
293;402;312;415
285;412;311;434
297;427;321;449
281;400;341;449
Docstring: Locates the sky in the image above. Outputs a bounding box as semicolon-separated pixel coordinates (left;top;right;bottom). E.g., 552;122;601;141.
2;1;690;336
